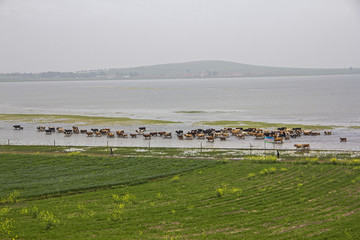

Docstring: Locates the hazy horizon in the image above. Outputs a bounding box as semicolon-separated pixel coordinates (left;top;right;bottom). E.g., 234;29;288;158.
1;0;360;73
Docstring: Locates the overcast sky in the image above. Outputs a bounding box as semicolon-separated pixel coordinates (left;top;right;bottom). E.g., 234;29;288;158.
0;0;360;73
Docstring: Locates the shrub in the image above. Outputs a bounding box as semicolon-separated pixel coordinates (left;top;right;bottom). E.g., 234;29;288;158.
122;193;136;205
269;167;277;174
110;204;124;221
260;168;269;175
0;207;10;216
215;183;229;197
330;158;338;165
37;210;60;230
247;173;256;179
0;218;14;237
171;175;180;182
216;188;225;198
0;191;20;204
230;187;243;197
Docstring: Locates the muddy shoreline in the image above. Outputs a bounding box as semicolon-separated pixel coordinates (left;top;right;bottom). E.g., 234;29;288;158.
1;120;359;151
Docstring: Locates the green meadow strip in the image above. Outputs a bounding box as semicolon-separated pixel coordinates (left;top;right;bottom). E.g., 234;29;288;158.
0;114;181;126
195;120;334;130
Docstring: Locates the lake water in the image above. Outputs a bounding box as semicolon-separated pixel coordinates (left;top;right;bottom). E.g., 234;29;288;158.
1;75;360;150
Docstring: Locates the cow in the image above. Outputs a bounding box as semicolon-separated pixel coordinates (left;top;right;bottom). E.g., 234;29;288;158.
64;129;72;136
294;144;303;150
222;133;230;138
158;132;166;136
302;144;310;150
86;132;94;137
150;132;158;136
73;126;79;134
107;132;115;138
340;138;347;142
196;133;205;139
143;133;151;139
136;127;146;134
206;136;215;142
184;134;193;140
56;127;65;133
220;136;227;141
95;131;102;137
324;131;332;135
163;132;172;138
116;130;124;136
255;133;264;139
37;126;46;132
100;129;110;134
13;125;23;130
231;129;241;135
236;134;245;139
274;137;283;144
130;134;137;138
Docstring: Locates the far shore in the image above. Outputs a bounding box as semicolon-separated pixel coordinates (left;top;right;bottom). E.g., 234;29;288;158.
0;113;349;130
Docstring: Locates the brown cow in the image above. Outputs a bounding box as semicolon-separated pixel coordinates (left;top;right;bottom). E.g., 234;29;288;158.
274;137;283;144
163;132;172;138
86;131;94;137
294;144;303;150
107;132;115;138
184;134;193;140
196;133;205;139
302;144;310;150
206;136;214;142
236;134;245;139
143;133;151;139
340;138;347;142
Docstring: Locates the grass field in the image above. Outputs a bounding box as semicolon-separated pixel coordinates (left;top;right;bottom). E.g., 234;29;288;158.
0;114;180;126
1;146;360;239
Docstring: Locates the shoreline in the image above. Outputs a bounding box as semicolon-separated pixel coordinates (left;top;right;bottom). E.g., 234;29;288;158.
0;113;349;130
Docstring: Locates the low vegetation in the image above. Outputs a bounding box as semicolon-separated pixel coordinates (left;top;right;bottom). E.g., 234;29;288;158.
0;146;359;239
0;114;180;126
195;120;334;130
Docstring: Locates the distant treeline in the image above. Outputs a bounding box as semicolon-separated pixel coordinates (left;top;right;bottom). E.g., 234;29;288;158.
1;60;359;81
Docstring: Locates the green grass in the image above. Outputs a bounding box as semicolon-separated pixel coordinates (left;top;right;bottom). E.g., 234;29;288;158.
0;153;216;198
1;147;360;239
195;120;334;130
0;114;180;126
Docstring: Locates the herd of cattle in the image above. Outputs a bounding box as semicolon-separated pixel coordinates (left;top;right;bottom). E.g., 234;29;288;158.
8;125;347;150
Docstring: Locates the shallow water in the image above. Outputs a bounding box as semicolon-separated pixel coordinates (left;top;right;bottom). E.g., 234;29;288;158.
1;75;360;150
1;75;360;125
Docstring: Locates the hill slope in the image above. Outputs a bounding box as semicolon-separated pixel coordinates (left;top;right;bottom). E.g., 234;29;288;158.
1;60;359;81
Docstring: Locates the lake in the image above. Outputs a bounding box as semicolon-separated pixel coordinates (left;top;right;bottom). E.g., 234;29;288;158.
1;74;360;150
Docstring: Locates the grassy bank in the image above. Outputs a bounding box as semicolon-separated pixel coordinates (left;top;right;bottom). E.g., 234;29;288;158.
1;146;360;239
195;120;334;130
0;114;180;126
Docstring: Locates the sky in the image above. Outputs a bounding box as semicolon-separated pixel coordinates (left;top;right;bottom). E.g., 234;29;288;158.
0;0;360;73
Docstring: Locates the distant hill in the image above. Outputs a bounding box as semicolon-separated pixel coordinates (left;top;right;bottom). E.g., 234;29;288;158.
1;60;359;81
